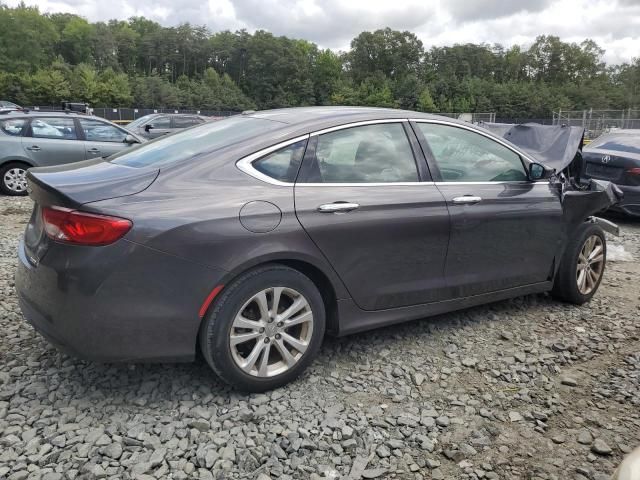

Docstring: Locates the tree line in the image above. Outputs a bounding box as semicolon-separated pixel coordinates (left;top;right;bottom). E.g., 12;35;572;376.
0;3;638;118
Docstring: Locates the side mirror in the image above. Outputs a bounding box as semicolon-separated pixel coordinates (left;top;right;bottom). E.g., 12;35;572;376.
124;134;139;144
529;162;552;181
144;124;154;132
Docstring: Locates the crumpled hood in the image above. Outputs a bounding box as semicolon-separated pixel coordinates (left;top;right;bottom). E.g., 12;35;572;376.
481;122;585;172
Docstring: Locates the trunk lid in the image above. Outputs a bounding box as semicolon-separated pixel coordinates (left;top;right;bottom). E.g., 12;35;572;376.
23;158;158;265
26;157;159;207
583;148;640;186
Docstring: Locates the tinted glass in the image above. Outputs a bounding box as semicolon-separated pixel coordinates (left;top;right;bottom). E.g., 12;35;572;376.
173;116;200;128
80;119;127;143
589;134;640;155
253;139;307;182
31;118;77;140
311;123;418;183
109;116;282;168
418;123;526;182
127;115;154;129
1;118;27;136
151;116;170;128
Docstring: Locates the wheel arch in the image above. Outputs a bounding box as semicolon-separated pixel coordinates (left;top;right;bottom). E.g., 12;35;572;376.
201;253;345;338
0;157;34;168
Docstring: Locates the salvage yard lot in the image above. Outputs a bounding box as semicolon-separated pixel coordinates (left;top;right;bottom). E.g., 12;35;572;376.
0;195;638;480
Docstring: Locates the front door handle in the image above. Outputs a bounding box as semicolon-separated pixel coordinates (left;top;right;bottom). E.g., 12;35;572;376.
26;145;41;151
87;148;100;153
452;195;482;205
317;202;360;213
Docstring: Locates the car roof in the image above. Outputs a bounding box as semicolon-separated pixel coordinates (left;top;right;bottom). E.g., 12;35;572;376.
0;110;89;118
238;107;479;141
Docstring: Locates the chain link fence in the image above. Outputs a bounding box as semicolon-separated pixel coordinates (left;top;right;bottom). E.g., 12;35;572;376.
437;112;497;123
553;109;640;139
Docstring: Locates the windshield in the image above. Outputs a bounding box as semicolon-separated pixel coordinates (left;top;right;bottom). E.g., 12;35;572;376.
126;114;154;129
109;115;283;168
589;133;640;155
0;101;19;108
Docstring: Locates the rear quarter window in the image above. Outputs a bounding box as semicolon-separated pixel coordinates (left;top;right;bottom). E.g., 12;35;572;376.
1;118;27;136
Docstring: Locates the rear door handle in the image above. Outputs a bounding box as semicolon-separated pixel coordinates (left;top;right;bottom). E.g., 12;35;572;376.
452;195;482;205
26;145;41;151
317;202;360;213
87;148;100;153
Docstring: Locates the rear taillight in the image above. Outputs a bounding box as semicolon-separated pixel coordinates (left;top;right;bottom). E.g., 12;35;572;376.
627;167;640;175
42;206;132;246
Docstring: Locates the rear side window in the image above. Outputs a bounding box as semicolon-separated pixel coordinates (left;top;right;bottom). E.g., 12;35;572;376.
417;123;526;182
80;118;127;143
253;139;307;183
310;123;419;183
1;118;26;136
109;116;283;168
31;118;77;140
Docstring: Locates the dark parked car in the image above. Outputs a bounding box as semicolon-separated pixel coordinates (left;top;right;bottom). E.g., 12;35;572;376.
125;113;210;139
0;111;143;195
583;129;640;217
15;107;620;391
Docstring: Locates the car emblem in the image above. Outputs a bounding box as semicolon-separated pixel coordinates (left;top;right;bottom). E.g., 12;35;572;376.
601;155;611;164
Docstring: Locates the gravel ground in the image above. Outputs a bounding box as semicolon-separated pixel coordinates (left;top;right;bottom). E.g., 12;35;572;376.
1;195;639;480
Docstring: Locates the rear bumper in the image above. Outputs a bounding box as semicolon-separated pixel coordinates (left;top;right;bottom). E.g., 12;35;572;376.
609;184;640;217
15;238;227;362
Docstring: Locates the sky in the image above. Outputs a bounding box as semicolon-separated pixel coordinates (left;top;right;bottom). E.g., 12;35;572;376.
9;0;640;64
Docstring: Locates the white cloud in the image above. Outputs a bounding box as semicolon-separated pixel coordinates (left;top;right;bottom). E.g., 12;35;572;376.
7;0;640;63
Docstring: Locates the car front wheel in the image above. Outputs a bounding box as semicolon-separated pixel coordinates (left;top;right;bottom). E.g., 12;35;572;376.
552;222;606;304
199;265;325;391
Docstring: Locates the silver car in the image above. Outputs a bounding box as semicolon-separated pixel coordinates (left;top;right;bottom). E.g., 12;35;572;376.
0;111;143;195
125;113;209;139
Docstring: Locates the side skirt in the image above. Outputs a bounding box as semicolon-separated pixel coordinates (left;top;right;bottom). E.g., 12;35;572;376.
335;281;552;336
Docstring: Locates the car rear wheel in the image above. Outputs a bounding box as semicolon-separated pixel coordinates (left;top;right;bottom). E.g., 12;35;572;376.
199;265;325;391
0;162;29;196
552;222;606;304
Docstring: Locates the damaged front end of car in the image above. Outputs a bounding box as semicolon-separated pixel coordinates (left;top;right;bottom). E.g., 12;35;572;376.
482;122;624;235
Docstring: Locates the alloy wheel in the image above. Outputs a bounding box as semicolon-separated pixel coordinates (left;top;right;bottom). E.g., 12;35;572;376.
3;167;28;194
576;234;605;295
229;287;314;377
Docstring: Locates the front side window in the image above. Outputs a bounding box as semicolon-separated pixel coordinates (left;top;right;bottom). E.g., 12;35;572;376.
309;123;418;183
252;139;307;183
80;119;127;143
174;116;200;128
30;118;77;140
1;118;27;136
127;114;154;129
417;123;526;182
151;116;170;128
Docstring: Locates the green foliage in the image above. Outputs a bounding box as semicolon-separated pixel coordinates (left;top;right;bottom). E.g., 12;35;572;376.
0;4;638;116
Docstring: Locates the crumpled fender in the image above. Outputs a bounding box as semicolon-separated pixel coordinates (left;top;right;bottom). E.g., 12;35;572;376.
555;178;624;230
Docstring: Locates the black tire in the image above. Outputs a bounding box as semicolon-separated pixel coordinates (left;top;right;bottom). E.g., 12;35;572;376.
199;265;325;392
0;161;30;196
552;222;606;305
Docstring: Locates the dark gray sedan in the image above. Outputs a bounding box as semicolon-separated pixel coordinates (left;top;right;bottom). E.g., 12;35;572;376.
15;107;618;391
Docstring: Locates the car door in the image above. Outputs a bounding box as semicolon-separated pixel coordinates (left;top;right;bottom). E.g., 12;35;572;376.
79;118;136;159
294;120;451;311
23;117;86;166
412;120;564;298
145;115;171;139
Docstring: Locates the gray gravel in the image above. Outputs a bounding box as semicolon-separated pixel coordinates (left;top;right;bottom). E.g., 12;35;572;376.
1;195;639;480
